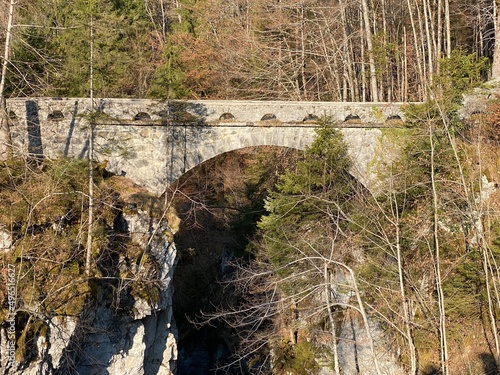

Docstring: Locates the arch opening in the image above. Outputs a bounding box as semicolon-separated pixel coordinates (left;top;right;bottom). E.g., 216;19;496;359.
134;112;151;121
170;145;367;374
261;113;277;121
344;114;361;123
386;114;402;121
219;112;235;121
303;114;318;122
48;110;64;120
171;146;302;375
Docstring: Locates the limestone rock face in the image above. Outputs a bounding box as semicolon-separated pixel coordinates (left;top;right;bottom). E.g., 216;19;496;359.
337;314;404;375
2;209;177;375
0;225;11;251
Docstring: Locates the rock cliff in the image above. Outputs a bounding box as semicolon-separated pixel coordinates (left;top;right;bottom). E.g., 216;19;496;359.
0;163;178;375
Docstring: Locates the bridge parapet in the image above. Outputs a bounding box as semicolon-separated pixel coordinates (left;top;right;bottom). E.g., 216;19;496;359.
5;98;409;127
172;100;407;125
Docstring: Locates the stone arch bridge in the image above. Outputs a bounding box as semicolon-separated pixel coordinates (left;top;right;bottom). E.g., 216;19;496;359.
4;98;410;195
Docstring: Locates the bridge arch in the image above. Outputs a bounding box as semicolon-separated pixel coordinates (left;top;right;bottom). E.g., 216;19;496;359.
164;125;394;196
176;145;301;182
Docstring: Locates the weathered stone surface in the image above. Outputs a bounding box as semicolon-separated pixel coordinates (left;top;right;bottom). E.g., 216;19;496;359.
338;313;404;375
0;226;11;251
2;208;177;375
458;78;500;119
4;98;409;195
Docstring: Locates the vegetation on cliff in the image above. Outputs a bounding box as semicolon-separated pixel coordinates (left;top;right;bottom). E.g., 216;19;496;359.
0;157;173;367
1;1;500;374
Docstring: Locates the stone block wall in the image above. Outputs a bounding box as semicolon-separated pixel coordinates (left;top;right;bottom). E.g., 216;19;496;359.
4;98;408;195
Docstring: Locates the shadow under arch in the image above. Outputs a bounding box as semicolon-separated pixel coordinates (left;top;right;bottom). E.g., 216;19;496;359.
170;145;302;375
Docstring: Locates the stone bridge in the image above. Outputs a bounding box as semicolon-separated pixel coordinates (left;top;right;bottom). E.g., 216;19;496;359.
4;98;410;195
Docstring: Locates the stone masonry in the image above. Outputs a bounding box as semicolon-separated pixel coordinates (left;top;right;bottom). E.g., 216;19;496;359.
4;98;409;195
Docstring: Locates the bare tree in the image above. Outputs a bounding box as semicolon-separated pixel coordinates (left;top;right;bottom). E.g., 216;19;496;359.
428;121;449;375
360;0;379;101
85;9;95;277
492;0;500;78
199;235;383;375
0;0;15;159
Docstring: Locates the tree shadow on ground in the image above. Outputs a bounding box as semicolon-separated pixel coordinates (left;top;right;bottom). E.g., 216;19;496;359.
480;352;500;375
421;364;442;375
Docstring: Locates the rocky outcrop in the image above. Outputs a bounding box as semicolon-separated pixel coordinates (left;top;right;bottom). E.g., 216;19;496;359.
337;312;404;375
0;225;10;251
1;207;178;375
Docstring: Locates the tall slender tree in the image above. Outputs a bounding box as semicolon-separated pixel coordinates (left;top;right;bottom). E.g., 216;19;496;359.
0;0;15;159
360;0;379;101
493;0;500;78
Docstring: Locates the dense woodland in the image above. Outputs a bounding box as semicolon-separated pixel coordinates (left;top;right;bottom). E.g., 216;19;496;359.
0;0;500;101
1;1;500;375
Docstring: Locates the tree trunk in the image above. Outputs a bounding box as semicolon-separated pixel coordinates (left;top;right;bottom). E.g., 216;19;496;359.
299;5;307;100
395;205;418;374
403;26;408;101
422;0;434;83
360;0;379;101
360;19;367;102
85;14;95;277
339;0;356;101
444;0;451;57
0;0;15;159
437;0;443;72
324;263;341;375
343;262;382;375
406;0;424;99
429;124;449;375
492;0;500;78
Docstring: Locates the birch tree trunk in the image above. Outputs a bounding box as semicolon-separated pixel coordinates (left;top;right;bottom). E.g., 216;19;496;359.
0;0;15;159
492;0;500;78
360;0;379;101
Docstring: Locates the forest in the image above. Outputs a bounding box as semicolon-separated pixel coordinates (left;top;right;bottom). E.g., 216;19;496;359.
0;0;500;101
1;1;500;375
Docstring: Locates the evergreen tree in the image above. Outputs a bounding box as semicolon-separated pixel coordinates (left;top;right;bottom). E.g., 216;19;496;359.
258;119;355;277
244;118;371;373
6;0;161;97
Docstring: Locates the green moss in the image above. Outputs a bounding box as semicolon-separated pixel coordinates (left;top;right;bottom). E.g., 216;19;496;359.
273;340;320;375
365;127;412;185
